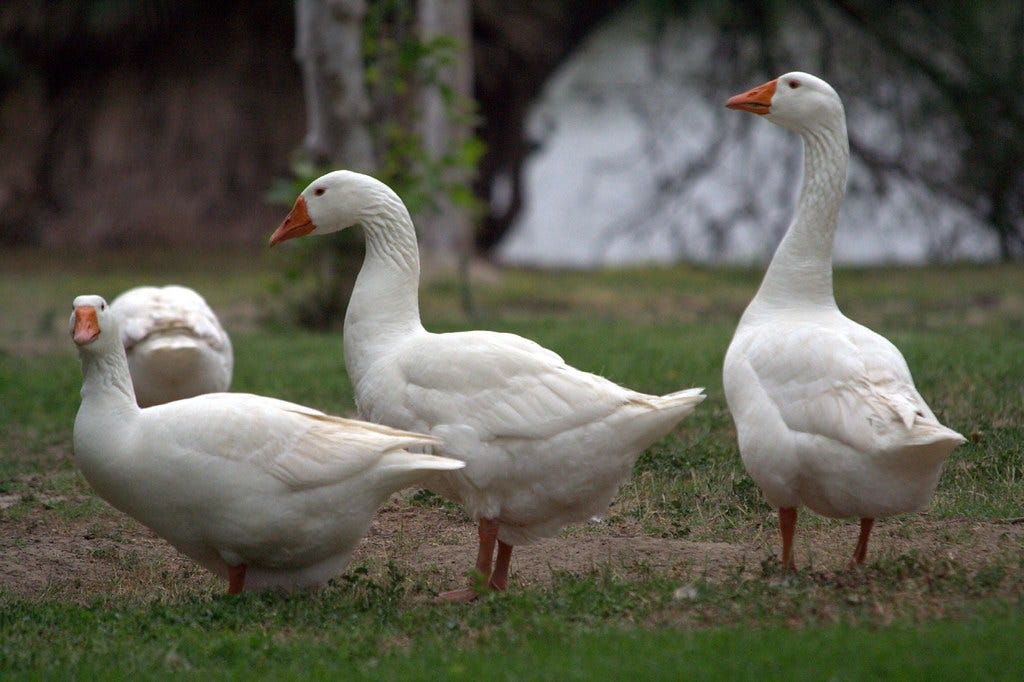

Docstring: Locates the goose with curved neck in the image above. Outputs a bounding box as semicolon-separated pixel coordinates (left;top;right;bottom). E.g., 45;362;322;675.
344;187;426;386
71;294;463;594
271;171;705;601
722;72;965;570
749;112;847;312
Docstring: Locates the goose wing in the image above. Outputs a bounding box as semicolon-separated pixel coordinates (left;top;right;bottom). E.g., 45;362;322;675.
393;330;643;443
734;320;960;454
144;394;441;490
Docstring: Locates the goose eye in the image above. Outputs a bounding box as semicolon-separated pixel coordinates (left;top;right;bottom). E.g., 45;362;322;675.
100;302;106;311
314;188;326;197
788;80;800;89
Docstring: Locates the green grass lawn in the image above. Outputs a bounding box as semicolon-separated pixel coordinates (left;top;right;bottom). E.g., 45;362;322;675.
3;586;1023;679
1;249;1022;678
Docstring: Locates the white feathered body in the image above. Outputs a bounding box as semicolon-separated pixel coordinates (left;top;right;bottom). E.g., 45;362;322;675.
724;305;964;520
722;73;964;524
348;326;704;545
110;286;232;406
276;170;704;548
72;301;463;592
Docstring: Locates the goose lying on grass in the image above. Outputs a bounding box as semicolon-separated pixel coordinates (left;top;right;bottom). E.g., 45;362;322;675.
270;170;705;601
722;72;965;570
71;294;463;594
110;285;232;407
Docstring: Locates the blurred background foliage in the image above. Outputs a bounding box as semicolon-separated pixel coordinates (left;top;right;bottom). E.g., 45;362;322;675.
0;0;1021;325
264;0;485;327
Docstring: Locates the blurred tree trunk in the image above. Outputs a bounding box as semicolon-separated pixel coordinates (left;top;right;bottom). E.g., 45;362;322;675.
295;0;474;273
291;0;377;328
295;0;376;171
415;0;474;272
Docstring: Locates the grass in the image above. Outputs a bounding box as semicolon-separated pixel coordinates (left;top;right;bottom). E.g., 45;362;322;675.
2;573;1023;679
1;248;1023;677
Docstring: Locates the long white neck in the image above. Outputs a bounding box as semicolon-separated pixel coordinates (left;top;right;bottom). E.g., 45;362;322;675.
748;119;848;314
74;342;142;511
343;193;426;386
78;343;141;416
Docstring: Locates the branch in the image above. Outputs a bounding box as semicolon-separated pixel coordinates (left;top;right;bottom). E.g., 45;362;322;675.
829;0;1024;129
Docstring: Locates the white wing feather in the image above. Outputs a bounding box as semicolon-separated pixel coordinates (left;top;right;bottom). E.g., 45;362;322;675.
737;319;961;454
144;394;446;490
391;331;649;442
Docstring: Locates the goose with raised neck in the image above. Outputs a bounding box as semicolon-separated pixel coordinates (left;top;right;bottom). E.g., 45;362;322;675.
346;183;427;386
748;114;848;314
70;294;463;594
271;171;706;602
722;72;965;570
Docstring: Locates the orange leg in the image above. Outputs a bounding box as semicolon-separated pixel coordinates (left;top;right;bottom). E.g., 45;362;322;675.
488;540;513;591
227;564;246;594
778;507;798;571
849;517;875;568
436;518;499;603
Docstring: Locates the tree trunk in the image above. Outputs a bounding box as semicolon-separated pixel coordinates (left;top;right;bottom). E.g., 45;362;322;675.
415;0;474;271
295;0;376;171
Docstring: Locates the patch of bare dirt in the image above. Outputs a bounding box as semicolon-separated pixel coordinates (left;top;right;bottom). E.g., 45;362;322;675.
3;488;1022;602
352;502;755;590
0;501;218;602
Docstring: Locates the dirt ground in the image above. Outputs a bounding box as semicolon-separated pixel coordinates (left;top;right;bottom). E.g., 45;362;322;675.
3;483;1022;603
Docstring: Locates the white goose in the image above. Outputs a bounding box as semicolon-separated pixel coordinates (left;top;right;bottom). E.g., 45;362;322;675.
722;72;965;569
70;295;463;594
269;172;705;601
109;285;233;407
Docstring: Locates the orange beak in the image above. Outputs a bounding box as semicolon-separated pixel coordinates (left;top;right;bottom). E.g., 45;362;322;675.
73;306;100;346
725;78;777;115
269;195;315;246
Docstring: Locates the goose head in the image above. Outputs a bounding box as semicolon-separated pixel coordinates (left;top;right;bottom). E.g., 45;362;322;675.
726;71;844;133
269;170;389;246
70;295;118;352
